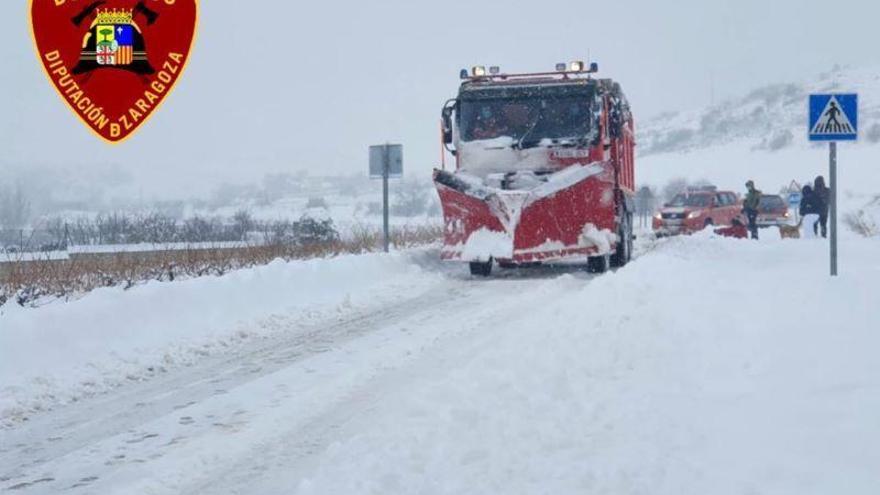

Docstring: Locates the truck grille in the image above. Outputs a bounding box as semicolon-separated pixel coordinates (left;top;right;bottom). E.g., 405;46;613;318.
662;213;685;220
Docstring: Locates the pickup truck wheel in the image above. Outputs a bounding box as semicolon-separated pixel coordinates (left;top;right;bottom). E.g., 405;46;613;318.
469;260;493;277
704;218;714;227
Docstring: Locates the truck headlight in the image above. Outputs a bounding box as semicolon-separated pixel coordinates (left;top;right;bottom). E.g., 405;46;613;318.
687;211;701;219
653;213;662;220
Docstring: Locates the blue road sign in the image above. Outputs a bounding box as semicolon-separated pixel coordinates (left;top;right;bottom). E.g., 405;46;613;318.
809;94;858;141
788;192;802;206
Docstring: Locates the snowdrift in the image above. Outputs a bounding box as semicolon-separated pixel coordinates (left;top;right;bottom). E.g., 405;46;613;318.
294;232;880;494
0;252;439;423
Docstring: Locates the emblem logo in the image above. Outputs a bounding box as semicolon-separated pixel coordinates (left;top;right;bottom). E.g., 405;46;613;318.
30;1;198;143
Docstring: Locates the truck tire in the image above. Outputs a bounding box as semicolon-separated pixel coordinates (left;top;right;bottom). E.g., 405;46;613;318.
610;213;633;268
587;254;610;273
469;260;493;277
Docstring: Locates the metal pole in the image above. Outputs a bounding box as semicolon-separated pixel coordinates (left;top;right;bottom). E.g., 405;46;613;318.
830;141;838;276
382;145;390;253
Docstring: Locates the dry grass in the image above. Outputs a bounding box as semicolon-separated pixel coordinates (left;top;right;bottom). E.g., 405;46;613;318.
1;224;443;307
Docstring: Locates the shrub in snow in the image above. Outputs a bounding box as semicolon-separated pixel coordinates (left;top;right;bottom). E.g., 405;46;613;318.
268;217;339;246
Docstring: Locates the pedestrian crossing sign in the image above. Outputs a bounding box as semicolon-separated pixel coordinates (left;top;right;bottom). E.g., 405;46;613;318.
809;94;858;141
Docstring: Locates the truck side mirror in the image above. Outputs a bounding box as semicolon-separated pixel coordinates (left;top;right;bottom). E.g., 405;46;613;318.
441;107;454;144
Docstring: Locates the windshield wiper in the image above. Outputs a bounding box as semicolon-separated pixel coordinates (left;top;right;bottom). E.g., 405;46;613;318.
514;112;542;150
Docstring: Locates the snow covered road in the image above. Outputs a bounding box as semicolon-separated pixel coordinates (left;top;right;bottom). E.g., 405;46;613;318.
2;233;879;494
1;251;601;493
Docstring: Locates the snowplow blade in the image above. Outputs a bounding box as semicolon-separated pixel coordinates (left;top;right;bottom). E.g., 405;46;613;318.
434;165;618;264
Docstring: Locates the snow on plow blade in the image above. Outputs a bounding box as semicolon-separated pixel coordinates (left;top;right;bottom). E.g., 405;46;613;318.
434;164;619;264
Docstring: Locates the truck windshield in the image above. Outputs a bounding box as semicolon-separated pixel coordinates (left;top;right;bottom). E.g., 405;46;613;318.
669;194;712;208
459;85;595;146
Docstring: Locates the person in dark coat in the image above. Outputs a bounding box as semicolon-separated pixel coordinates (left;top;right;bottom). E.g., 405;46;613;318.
799;185;820;215
799;185;824;237
813;176;830;238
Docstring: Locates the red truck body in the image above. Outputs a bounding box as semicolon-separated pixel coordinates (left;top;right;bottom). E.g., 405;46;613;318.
433;64;636;275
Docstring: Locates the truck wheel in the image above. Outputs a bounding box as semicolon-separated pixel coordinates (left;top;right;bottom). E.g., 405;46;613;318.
587;254;610;273
469;260;493;277
611;213;633;268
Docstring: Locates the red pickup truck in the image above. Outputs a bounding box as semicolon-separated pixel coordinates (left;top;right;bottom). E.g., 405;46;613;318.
653;188;742;236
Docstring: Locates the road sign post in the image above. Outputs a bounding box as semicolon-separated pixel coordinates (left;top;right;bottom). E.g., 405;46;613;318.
369;144;403;253
808;93;858;277
830;142;837;276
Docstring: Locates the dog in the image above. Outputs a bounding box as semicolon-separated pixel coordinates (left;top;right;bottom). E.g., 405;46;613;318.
777;217;803;239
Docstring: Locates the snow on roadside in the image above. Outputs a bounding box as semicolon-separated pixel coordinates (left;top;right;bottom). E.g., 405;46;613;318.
0;251;441;425
293;232;880;495
847;195;880;237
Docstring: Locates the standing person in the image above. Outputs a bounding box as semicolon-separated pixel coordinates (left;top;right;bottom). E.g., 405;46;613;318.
799;185;822;239
813;176;830;238
742;180;762;240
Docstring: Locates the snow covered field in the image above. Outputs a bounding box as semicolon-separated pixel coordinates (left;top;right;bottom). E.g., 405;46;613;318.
1;230;878;494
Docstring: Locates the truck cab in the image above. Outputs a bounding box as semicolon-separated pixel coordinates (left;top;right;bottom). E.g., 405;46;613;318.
434;62;636;276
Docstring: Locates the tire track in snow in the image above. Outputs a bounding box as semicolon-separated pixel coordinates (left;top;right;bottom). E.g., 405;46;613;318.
1;246;638;493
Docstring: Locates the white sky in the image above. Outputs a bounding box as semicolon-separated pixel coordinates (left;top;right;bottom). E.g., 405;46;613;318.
1;0;878;199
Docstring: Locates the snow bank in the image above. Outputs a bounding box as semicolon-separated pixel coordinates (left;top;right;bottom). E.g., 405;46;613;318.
295;233;880;494
0;252;439;423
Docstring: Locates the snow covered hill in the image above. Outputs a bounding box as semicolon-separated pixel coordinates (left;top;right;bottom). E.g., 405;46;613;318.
638;65;880;222
639;65;880;156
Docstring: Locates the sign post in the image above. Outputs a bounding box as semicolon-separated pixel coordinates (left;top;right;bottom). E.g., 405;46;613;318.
808;93;858;277
369;144;403;253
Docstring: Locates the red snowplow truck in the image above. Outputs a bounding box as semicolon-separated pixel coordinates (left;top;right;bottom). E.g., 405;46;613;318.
434;62;636;276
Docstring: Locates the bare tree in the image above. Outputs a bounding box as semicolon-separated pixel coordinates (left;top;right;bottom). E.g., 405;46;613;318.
231;209;254;240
